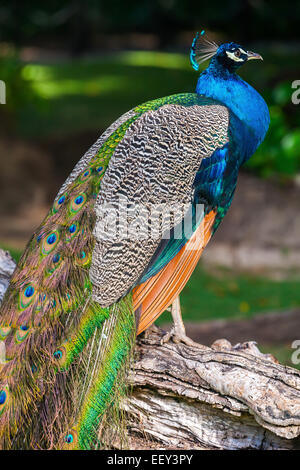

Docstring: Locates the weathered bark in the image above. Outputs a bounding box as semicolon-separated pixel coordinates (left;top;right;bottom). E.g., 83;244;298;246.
0;249;15;304
123;327;300;449
1;249;300;450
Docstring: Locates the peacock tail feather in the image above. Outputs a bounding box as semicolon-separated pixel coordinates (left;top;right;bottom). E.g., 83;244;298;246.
35;295;135;450
0;112;134;448
64;295;135;450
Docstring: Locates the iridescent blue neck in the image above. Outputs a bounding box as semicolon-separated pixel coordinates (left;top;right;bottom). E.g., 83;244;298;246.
196;62;270;161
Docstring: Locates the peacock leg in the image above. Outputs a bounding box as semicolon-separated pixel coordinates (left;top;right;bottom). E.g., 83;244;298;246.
161;295;205;348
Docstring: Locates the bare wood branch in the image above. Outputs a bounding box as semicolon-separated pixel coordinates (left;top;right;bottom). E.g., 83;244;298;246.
123;327;300;449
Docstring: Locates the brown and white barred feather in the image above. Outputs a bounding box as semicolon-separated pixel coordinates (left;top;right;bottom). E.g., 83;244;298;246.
91;103;229;306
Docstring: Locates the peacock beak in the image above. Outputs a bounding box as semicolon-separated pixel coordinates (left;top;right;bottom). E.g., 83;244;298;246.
246;51;263;61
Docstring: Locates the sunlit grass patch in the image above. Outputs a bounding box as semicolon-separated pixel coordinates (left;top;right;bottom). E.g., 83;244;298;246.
117;51;189;70
30;75;124;99
157;262;300;324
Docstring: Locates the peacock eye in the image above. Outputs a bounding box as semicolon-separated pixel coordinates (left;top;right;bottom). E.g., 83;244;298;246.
0;385;9;413
234;49;241;57
65;433;74;444
53;350;63;360
0;390;7;405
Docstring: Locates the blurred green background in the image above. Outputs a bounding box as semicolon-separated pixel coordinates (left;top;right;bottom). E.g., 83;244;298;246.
0;0;300;368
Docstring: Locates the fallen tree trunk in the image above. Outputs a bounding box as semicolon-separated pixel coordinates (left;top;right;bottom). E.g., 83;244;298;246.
1;249;300;450
124;327;300;449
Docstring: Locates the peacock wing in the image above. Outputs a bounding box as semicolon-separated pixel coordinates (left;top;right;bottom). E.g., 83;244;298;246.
91;97;229;309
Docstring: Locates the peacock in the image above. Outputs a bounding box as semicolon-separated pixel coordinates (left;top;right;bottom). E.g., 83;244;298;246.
0;31;269;449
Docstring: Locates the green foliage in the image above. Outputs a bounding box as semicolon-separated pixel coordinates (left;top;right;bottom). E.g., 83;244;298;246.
1;48;299;179
245;81;300;179
10;49;299;180
14;53;195;137
0;52;36;114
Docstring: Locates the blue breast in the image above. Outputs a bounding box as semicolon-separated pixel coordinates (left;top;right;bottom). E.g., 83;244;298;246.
196;69;270;163
193;144;228;205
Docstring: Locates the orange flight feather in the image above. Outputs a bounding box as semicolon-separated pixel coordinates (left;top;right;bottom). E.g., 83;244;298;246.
133;210;216;335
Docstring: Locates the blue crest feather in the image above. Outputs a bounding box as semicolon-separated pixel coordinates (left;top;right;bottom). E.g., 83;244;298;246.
190;30;219;70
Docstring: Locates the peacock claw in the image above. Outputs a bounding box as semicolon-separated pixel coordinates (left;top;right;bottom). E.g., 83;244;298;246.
161;296;206;349
161;328;205;348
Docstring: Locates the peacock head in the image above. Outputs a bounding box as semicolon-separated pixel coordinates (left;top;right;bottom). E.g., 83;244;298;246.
190;31;262;73
213;42;262;72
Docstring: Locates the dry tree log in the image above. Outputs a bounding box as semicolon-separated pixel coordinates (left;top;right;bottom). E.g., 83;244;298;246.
1;248;300;450
124;327;300;450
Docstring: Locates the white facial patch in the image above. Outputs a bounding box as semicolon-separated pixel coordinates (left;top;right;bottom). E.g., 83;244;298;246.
225;48;246;62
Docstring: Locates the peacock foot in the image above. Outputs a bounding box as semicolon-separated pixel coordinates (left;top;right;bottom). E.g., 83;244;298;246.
161;296;208;348
161;327;206;348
